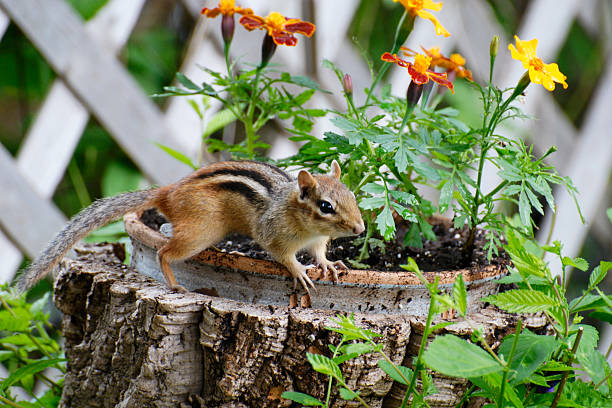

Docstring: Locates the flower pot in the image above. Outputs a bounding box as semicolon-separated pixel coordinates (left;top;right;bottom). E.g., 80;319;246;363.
124;211;507;317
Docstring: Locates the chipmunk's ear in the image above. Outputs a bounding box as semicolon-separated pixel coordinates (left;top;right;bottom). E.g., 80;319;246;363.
298;170;317;199
330;160;341;180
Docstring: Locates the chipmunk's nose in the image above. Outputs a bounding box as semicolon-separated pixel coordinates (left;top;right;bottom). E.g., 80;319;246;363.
353;222;365;235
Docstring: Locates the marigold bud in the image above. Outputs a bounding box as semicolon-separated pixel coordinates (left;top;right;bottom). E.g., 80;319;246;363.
342;74;353;96
514;70;531;96
406;80;424;108
221;14;235;45
489;35;499;58
260;34;277;69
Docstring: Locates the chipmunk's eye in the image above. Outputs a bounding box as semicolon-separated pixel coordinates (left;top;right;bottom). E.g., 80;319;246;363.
318;200;335;214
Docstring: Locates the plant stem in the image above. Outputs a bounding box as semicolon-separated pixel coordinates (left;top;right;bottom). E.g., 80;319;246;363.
594;371;612;390
224;42;231;77
363;11;408;109
326;338;346;407
551;327;583;408
544;208;557;249
549;281;569;337
243;68;263;159
498;320;522;407
454;384;476;408
0;395;25;408
402;293;436;407
357;215;375;262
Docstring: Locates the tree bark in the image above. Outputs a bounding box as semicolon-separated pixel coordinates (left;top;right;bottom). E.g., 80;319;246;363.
54;244;547;407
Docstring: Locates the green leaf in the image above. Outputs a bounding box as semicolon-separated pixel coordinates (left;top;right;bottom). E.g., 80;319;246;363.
418;217;436;241
175;72;200;90
482;289;558;313
438;180;453;213
0;334;34;346
423;335;503;378
452;274;467;317
361;182;385;195
326;314;381;341
281;391;324;406
562;256;589;272
404;222;422;248
563;380;612;407
528;175;555;212
288;74;330;94
469;372;525;408
306;353;343;382
390;191;417;206
359;196;385;211
518;188;531;226
339;387;359;401
0;358;65;392
394;142;409;173
344;343;376;356
607;208;612;224
588;262;612;289
570;324;599;358
525;187;544;215
202;108;237;139
577;349;609;393
155;143;197;169
498;330;559;384
376;205;395;241
187;98;204;120
0;308;30;331
378;360;412;385
29;292;51;317
570;293;612;313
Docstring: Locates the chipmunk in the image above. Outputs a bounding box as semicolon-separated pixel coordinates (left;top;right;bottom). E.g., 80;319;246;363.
17;160;364;294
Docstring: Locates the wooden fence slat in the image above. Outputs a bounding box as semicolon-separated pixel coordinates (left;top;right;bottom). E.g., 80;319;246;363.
538;60;612;276
0;0;148;283
0;9;8;39
0;0;190;185
0;145;66;258
16;82;89;197
16;0;147;198
0;234;23;283
163;19;222;162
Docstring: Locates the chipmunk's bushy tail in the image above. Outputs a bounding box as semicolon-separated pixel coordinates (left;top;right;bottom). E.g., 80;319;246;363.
16;190;157;292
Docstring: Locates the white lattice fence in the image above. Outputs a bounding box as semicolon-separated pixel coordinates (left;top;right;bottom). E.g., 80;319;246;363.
0;0;610;352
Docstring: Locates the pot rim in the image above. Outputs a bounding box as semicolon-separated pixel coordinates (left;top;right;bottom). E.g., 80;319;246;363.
124;212;507;287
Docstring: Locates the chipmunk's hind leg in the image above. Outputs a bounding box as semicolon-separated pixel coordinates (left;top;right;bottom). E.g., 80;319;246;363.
157;219;226;292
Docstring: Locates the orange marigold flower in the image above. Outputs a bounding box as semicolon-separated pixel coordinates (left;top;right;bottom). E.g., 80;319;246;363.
403;46;472;80
239;11;315;46
393;0;450;37
381;51;454;93
201;0;252;18
508;35;567;91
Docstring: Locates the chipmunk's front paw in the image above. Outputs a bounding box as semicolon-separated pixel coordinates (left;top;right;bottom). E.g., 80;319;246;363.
317;260;348;282
170;284;189;293
292;265;315;294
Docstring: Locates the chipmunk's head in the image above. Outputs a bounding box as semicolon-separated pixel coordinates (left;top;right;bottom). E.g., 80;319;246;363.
297;160;365;238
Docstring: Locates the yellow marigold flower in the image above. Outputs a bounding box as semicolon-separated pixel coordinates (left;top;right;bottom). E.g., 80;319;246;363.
393;0;450;37
201;0;252;18
239;11;315;46
508;35;568;91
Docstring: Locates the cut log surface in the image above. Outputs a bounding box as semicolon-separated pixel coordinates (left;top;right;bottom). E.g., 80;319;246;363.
54;244;547;408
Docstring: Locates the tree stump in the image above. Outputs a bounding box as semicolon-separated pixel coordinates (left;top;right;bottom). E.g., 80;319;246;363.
53;244;547;407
